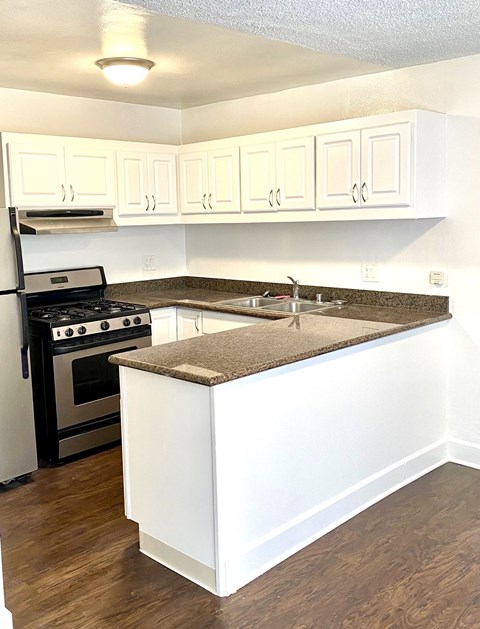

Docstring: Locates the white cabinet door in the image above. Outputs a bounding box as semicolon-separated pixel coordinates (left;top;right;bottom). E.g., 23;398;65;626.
179;152;209;214
7;143;66;206
148;152;178;215
276;137;315;211
316;131;360;209
151;307;177;345
202;311;267;333
116;151;150;216
360;123;412;207
65;146;116;207
177;308;203;339
240;143;276;212
208;147;240;213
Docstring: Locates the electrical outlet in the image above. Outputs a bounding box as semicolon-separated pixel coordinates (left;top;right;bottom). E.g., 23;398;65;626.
142;255;157;271
429;271;445;287
361;262;379;282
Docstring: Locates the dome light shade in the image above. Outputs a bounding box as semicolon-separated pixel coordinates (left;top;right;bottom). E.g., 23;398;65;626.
95;57;155;87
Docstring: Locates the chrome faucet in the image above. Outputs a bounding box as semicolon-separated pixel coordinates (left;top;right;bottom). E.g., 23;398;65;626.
287;276;300;300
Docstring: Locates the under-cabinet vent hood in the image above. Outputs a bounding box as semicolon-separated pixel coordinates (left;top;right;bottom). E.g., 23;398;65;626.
17;208;118;234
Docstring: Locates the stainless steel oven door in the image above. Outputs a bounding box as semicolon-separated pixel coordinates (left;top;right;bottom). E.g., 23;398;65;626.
52;334;151;430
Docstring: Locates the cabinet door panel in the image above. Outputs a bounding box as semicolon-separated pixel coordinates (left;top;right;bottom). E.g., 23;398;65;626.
316;132;360;209
177;309;203;339
276;137;315;211
208;148;240;213
65;147;116;206
240;143;276;212
151;308;177;345
148;152;178;215
361;123;412;207
8;143;66;206
116;151;149;216
179;152;208;214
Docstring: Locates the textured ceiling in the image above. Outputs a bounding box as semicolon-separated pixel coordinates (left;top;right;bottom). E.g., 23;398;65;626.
0;0;478;108
117;0;480;68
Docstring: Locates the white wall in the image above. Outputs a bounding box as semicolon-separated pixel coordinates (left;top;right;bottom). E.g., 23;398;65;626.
181;54;480;142
0;87;181;143
21;225;186;284
183;55;480;446
0;87;186;281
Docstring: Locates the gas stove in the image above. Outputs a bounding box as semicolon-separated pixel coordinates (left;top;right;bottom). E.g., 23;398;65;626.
29;298;151;341
25;266;152;463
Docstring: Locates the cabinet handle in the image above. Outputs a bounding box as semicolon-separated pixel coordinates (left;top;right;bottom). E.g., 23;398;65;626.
202;193;207;210
194;315;200;332
361;182;368;203
145;195;150;211
61;184;66;202
151;194;156;211
208;193;212;210
269;189;274;207
352;183;359;203
276;188;281;206
70;185;74;202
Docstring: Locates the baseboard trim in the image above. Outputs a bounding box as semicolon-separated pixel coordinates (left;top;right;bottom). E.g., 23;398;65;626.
448;438;480;470
224;440;448;594
139;531;217;595
0;607;13;629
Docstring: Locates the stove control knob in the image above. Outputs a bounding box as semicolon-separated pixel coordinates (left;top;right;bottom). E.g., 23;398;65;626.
78;326;87;335
123;318;131;327
133;316;142;325
65;328;74;337
101;321;110;331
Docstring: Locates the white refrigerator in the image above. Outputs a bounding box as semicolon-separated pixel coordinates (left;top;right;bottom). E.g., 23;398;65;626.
0;207;37;483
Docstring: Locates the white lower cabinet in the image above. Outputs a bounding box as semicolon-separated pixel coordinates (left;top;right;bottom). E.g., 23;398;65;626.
151;308;177;345
176;308;203;340
152;307;269;343
202;311;268;333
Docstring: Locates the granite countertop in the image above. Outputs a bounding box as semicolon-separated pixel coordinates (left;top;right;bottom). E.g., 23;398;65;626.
109;289;451;385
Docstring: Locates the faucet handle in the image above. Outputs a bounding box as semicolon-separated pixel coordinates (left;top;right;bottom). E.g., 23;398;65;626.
287;275;299;284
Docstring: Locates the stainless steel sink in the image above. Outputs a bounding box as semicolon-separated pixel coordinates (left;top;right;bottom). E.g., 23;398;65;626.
218;296;279;308
262;301;325;314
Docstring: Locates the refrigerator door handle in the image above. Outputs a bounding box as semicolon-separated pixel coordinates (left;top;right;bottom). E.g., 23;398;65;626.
19;292;29;379
9;207;25;291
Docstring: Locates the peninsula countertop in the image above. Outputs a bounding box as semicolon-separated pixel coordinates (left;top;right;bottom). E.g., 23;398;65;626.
109;301;451;386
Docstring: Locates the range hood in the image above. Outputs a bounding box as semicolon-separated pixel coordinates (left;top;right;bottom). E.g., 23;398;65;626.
17;208;118;234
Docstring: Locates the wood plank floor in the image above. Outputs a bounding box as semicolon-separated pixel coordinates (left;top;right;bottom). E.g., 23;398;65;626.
1;449;480;628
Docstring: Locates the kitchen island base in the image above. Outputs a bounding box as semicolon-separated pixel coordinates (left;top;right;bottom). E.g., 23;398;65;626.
119;322;448;596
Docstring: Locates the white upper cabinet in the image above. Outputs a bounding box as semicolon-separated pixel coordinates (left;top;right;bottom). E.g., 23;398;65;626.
179;146;240;214
7;141;115;208
117;150;177;217
241;137;315;212
316;122;412;210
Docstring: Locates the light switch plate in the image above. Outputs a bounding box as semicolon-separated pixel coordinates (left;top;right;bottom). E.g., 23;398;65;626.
361;262;379;282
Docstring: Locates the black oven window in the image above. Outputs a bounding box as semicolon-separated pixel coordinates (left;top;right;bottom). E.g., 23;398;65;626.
71;347;136;405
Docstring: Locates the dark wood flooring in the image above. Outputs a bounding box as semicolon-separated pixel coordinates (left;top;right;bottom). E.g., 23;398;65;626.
1;449;480;628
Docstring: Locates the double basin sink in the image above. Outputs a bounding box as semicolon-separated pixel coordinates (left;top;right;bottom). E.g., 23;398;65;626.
217;295;341;314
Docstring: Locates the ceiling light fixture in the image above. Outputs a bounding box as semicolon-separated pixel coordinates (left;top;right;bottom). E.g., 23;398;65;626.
95;57;155;87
